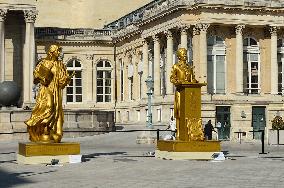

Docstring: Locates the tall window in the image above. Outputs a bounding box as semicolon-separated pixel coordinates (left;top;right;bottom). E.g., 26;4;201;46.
128;57;134;100
97;60;112;102
243;37;260;94
138;53;143;99
120;59;124;101
66;59;82;103
187;37;193;65
160;47;166;96
207;35;226;94
277;39;284;94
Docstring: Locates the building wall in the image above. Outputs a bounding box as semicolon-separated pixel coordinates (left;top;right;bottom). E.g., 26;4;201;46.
111;3;284;141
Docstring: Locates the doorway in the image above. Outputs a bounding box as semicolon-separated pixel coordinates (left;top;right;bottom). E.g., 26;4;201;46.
216;106;231;140
252;107;266;139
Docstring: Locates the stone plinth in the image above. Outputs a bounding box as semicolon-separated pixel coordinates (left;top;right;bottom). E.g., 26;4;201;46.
17;142;81;164
156;140;221;160
157;140;220;152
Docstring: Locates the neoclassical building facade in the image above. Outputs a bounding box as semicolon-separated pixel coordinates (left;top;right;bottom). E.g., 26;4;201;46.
106;0;284;140
1;0;284;141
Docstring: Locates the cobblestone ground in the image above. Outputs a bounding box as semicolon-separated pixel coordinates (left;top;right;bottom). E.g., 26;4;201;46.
0;127;284;188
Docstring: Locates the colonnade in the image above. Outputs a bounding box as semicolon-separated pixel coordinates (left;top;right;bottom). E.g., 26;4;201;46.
0;8;37;106
117;23;281;103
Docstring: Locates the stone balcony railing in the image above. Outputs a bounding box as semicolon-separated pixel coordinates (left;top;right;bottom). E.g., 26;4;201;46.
35;27;112;41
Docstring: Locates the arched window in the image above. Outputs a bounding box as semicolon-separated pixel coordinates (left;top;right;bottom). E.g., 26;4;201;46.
66;59;82;103
97;60;112;102
243;37;260;94
207;35;226;94
277;39;284;94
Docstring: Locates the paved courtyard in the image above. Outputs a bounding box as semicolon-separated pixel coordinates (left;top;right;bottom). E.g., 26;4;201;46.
0;126;284;188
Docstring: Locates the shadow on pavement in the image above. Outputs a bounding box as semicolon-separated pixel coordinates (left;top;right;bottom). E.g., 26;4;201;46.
0;152;15;155
0;169;56;187
82;152;127;162
0;159;16;164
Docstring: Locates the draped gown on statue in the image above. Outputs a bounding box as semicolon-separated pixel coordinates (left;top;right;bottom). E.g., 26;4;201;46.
25;58;71;143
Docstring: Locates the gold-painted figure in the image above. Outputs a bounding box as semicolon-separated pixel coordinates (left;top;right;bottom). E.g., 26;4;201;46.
170;48;197;85
170;48;204;141
25;44;74;143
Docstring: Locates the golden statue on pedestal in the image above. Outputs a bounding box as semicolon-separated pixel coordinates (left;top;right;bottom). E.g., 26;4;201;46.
170;48;204;141
155;48;220;159
25;44;74;143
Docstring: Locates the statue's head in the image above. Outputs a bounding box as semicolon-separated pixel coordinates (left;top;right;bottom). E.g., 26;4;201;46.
177;48;187;62
47;44;62;60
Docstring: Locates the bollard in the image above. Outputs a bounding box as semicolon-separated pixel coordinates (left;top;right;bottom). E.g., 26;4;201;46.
259;130;267;154
157;129;159;141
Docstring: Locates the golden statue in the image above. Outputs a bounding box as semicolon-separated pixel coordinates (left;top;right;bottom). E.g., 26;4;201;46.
156;48;221;159
170;48;204;141
25;44;74;143
170;48;197;85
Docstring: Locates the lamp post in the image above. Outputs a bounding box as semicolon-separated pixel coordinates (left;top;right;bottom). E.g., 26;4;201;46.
145;75;154;129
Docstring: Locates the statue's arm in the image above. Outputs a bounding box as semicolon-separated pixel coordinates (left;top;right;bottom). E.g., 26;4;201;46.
170;65;178;85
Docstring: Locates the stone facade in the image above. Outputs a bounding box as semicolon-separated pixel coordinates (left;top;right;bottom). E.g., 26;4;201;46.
106;0;284;141
1;0;284;141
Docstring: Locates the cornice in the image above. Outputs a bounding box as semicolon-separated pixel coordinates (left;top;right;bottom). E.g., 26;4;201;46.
141;18;189;39
116;40;143;54
35;39;113;46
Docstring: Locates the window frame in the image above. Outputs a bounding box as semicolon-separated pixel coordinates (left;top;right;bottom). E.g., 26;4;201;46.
243;37;260;94
66;59;83;103
96;60;112;103
207;35;226;94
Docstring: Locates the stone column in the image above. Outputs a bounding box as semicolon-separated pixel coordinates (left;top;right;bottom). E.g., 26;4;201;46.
123;54;129;101
153;35;161;96
142;39;149;99
133;51;139;100
235;25;245;94
180;27;188;49
270;26;278;94
116;57;121;102
0;9;7;82
166;30;174;95
23;9;37;106
197;23;210;93
85;54;94;103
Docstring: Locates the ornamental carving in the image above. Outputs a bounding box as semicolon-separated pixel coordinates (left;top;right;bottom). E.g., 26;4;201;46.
235;25;245;35
153;35;160;43
269;26;279;36
0;9;7;22
24;9;38;23
193;23;210;35
86;54;94;60
165;30;173;38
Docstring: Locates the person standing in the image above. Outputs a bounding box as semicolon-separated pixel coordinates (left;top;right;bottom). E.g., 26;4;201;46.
204;120;217;140
167;116;176;140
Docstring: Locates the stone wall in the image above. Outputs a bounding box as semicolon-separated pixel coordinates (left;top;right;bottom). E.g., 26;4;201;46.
0;108;115;141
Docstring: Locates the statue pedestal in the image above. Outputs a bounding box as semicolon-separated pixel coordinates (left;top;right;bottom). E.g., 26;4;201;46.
155;140;221;160
17;142;81;164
